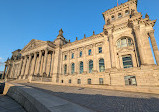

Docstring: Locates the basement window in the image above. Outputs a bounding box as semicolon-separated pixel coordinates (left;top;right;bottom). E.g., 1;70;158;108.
124;76;137;86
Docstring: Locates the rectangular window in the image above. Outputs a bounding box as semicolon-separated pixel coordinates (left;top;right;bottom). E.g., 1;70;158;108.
88;49;92;55
72;53;74;59
79;51;82;57
122;55;133;68
124;76;137;86
99;78;104;84
77;79;81;84
69;79;71;83
64;55;67;60
98;47;102;53
88;79;91;84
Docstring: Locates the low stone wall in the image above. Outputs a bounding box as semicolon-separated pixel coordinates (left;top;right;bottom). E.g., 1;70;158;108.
3;83;94;112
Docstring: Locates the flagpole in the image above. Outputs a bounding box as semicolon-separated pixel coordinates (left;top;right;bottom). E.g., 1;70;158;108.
117;0;118;6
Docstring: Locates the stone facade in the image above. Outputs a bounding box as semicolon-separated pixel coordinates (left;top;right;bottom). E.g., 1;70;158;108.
3;0;159;87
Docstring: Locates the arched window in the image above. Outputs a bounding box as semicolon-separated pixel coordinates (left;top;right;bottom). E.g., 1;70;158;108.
64;64;67;74
88;79;91;84
117;37;133;48
71;63;75;74
89;60;93;73
79;61;83;74
99;59;105;72
118;13;122;18
125;10;129;15
111;15;115;20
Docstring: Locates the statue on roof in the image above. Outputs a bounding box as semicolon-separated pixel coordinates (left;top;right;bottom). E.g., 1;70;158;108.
145;13;149;19
58;28;63;37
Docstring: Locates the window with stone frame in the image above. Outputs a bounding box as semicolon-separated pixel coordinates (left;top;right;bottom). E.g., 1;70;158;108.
122;55;133;68
99;59;105;72
99;78;104;84
77;79;81;84
64;55;67;60
71;63;75;74
125;10;129;15
88;49;92;55
79;51;82;57
79;61;83;74
118;13;122;18
61;80;64;83
124;76;137;86
72;53;74;59
69;79;71;83
64;64;67;74
98;47;102;53
88;79;91;84
117;37;133;48
111;15;115;20
89;60;93;73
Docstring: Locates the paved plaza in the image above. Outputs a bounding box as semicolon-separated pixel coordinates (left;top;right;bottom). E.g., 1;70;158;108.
20;83;159;112
0;95;26;112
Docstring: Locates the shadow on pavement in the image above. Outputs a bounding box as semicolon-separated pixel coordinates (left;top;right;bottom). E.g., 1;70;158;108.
23;84;159;112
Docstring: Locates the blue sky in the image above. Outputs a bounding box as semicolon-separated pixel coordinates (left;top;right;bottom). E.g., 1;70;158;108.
0;0;159;71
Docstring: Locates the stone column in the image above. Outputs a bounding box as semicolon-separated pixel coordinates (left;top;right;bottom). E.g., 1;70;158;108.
50;51;55;77
133;26;145;65
22;56;27;77
18;57;24;79
1;65;7;79
37;51;42;75
149;30;159;65
31;52;37;75
27;54;32;76
5;65;10;79
42;49;48;74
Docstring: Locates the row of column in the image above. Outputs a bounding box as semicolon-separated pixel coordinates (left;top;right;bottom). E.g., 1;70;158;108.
18;49;54;79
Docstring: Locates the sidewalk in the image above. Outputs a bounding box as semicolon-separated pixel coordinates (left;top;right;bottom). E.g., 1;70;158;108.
0;95;26;112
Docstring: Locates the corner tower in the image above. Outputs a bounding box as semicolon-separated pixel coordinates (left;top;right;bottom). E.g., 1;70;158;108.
102;0;159;68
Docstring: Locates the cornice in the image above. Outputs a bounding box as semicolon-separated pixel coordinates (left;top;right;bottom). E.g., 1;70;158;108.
62;32;104;48
102;0;137;16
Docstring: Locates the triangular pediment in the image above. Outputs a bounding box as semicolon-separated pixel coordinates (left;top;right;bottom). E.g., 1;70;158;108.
21;39;46;53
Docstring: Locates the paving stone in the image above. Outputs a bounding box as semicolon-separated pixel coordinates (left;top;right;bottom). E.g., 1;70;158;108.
0;95;26;112
21;83;159;112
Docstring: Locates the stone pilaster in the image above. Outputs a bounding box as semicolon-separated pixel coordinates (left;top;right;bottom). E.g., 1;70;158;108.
93;44;97;72
109;35;116;68
75;48;78;74
149;30;159;65
133;26;145;65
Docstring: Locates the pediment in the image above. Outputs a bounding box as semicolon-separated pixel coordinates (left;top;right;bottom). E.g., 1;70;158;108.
21;39;46;53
